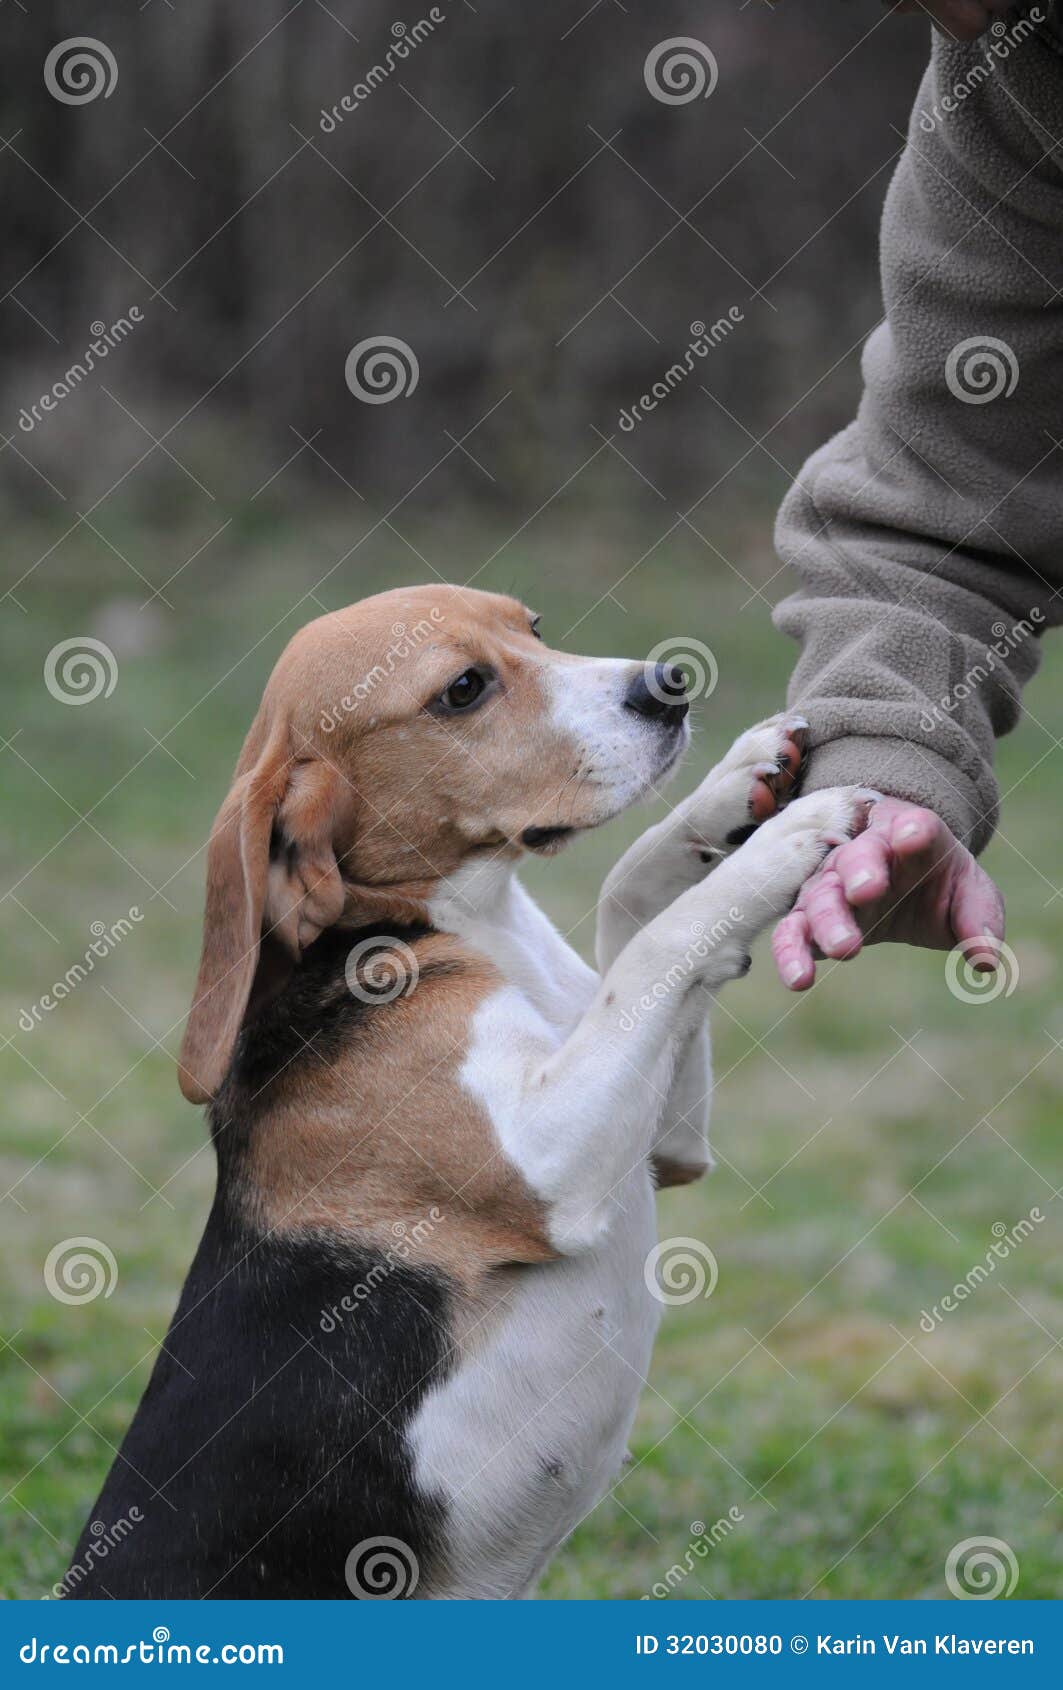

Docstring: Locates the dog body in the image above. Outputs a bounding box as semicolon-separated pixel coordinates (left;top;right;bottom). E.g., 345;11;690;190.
65;586;866;1599
407;864;663;1599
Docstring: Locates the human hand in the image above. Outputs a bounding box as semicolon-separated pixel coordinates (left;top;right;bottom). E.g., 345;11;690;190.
885;0;1015;42
771;797;1005;989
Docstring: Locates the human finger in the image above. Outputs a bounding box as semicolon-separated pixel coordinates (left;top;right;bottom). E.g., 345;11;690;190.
773;907;816;990
800;865;865;960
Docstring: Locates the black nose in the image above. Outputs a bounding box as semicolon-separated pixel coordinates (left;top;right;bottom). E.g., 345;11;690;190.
624;663;689;725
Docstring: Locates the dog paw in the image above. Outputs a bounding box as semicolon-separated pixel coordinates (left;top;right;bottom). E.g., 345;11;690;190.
726;786;875;918
656;787;874;995
682;712;808;861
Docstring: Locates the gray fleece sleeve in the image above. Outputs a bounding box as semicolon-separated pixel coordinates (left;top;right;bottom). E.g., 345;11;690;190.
773;11;1063;854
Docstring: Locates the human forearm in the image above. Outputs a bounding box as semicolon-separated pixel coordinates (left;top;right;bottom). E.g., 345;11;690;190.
774;20;1062;851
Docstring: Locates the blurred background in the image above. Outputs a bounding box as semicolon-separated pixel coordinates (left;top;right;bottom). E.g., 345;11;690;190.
2;0;1060;1600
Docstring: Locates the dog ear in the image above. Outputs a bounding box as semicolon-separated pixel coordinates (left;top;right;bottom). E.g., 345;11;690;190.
177;723;346;1104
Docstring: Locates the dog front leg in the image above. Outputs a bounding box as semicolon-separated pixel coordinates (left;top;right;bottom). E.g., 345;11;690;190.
595;713;808;1184
596;712;809;965
507;787;870;1253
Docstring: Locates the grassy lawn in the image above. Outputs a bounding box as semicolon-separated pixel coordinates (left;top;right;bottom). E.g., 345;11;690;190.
2;506;1060;1600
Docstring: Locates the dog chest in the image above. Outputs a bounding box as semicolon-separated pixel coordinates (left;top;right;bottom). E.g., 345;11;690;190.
407;1167;660;1599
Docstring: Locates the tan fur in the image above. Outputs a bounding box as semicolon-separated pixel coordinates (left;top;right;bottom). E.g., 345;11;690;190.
179;585;594;1105
243;930;558;1281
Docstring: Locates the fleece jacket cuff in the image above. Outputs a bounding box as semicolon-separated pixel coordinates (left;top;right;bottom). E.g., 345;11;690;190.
800;734;992;855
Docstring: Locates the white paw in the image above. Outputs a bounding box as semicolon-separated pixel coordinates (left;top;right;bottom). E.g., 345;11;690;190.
724;786;874;922
683;711;808;856
650;786;873;994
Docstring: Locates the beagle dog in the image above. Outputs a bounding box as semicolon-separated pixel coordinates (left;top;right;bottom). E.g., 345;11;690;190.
65;585;869;1600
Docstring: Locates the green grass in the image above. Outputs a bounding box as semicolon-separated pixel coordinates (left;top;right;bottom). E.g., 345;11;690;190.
2;505;1060;1600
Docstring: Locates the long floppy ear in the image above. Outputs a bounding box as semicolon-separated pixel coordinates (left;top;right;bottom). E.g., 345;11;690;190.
177;728;346;1104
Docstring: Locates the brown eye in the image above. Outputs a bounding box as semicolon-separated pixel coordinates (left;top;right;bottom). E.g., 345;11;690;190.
440;668;488;712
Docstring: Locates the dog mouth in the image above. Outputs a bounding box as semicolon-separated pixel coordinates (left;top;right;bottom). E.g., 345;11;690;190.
520;824;576;853
520;722;689;854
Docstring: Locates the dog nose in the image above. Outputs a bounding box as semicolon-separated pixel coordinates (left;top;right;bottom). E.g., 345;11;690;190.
624;663;689;725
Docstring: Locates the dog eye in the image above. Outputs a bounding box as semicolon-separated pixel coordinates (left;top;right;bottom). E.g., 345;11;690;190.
439;668;490;712
529;615;542;640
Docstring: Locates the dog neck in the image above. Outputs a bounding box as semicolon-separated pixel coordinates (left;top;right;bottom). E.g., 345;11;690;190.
427;854;581;1021
337;839;524;932
431;852;518;921
428;855;526;970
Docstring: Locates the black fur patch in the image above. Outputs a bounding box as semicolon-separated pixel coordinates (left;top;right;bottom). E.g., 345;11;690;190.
222;922;439;1109
64;921;458;1600
64;1205;453;1598
724;822;758;848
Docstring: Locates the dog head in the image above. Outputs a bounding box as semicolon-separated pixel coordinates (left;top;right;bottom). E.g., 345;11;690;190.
178;584;689;1102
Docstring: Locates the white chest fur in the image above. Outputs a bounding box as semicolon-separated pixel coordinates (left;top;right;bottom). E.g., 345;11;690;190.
409;864;664;1598
409;1161;660;1599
